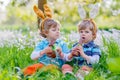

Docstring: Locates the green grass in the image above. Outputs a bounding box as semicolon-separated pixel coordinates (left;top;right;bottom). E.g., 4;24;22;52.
61;23;77;34
0;46;34;69
0;37;120;79
99;25;120;31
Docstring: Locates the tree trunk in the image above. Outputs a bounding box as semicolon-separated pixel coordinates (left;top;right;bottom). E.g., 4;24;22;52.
38;0;47;28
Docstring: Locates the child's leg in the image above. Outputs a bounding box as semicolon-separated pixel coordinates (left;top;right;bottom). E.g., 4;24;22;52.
81;65;93;71
23;63;44;76
75;66;93;80
62;64;73;74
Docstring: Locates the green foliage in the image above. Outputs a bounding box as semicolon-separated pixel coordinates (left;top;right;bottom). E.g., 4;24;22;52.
0;46;35;69
1;0;120;31
102;37;120;78
4;5;37;30
30;68;62;80
103;38;120;73
11;0;31;7
0;37;120;79
107;58;120;73
0;70;18;80
0;46;36;79
103;38;120;58
0;0;120;79
0;45;77;80
99;25;120;31
84;37;120;79
61;23;77;34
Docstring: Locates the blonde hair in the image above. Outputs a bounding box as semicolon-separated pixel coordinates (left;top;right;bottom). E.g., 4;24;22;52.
78;19;97;40
40;18;60;38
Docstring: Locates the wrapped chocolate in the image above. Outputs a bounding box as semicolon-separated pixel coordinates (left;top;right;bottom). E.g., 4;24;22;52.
72;39;83;56
46;41;58;58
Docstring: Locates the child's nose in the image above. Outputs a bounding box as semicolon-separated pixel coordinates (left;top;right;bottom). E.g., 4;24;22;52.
57;30;60;33
81;32;85;35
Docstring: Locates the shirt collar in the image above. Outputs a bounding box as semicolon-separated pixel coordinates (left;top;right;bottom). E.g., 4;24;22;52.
55;39;60;44
83;41;95;48
43;38;59;45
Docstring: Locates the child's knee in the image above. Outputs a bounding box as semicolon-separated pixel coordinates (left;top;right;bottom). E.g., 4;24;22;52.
62;64;73;74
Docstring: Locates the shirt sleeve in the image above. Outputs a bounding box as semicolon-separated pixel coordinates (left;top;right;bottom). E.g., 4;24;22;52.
59;41;70;61
92;45;101;56
63;43;79;61
61;42;70;54
87;46;101;64
30;51;41;60
87;55;100;64
30;41;44;60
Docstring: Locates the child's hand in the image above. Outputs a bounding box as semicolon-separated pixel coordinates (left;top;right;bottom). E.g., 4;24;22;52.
56;47;64;58
76;46;90;62
76;46;84;56
43;46;55;58
56;47;62;54
71;47;80;57
39;47;52;57
68;47;79;60
44;46;52;53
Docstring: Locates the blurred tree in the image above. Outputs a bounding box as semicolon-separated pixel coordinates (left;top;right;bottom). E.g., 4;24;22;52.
1;0;120;31
38;0;47;28
11;0;31;6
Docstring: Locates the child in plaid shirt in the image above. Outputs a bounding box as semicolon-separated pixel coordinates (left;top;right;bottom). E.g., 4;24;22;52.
61;19;101;75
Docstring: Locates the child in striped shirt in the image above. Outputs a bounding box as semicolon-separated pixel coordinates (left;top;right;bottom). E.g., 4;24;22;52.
62;19;101;76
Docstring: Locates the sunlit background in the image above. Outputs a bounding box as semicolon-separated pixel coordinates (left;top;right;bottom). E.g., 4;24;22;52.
0;0;120;80
0;0;120;30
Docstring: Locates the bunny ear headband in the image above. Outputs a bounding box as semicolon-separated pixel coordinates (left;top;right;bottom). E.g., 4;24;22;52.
78;3;100;39
33;4;52;19
33;4;52;31
78;3;100;19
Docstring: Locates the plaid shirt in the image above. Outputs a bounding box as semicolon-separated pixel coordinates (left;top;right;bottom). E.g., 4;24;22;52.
73;41;101;67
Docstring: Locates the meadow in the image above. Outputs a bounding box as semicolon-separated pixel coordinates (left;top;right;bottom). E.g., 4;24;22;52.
0;0;120;80
0;28;120;80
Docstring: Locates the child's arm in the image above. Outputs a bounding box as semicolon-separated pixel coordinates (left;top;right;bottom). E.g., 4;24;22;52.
64;48;79;61
67;50;77;60
77;46;100;64
56;41;70;60
66;42;82;61
56;47;64;59
80;53;100;64
88;46;101;64
31;50;45;60
56;47;71;61
31;47;52;60
30;42;53;60
87;55;100;64
56;48;72;61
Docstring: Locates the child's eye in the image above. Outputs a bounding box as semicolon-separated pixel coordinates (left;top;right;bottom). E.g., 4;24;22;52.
52;29;56;31
80;31;83;33
51;28;56;31
85;31;89;33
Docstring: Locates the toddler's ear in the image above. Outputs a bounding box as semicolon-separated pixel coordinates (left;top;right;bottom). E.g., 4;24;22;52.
43;30;48;35
92;33;96;40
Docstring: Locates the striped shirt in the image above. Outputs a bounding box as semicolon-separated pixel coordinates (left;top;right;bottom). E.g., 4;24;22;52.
72;41;101;67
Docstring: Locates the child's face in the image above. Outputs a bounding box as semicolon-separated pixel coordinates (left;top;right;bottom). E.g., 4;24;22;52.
46;25;60;40
79;27;94;44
